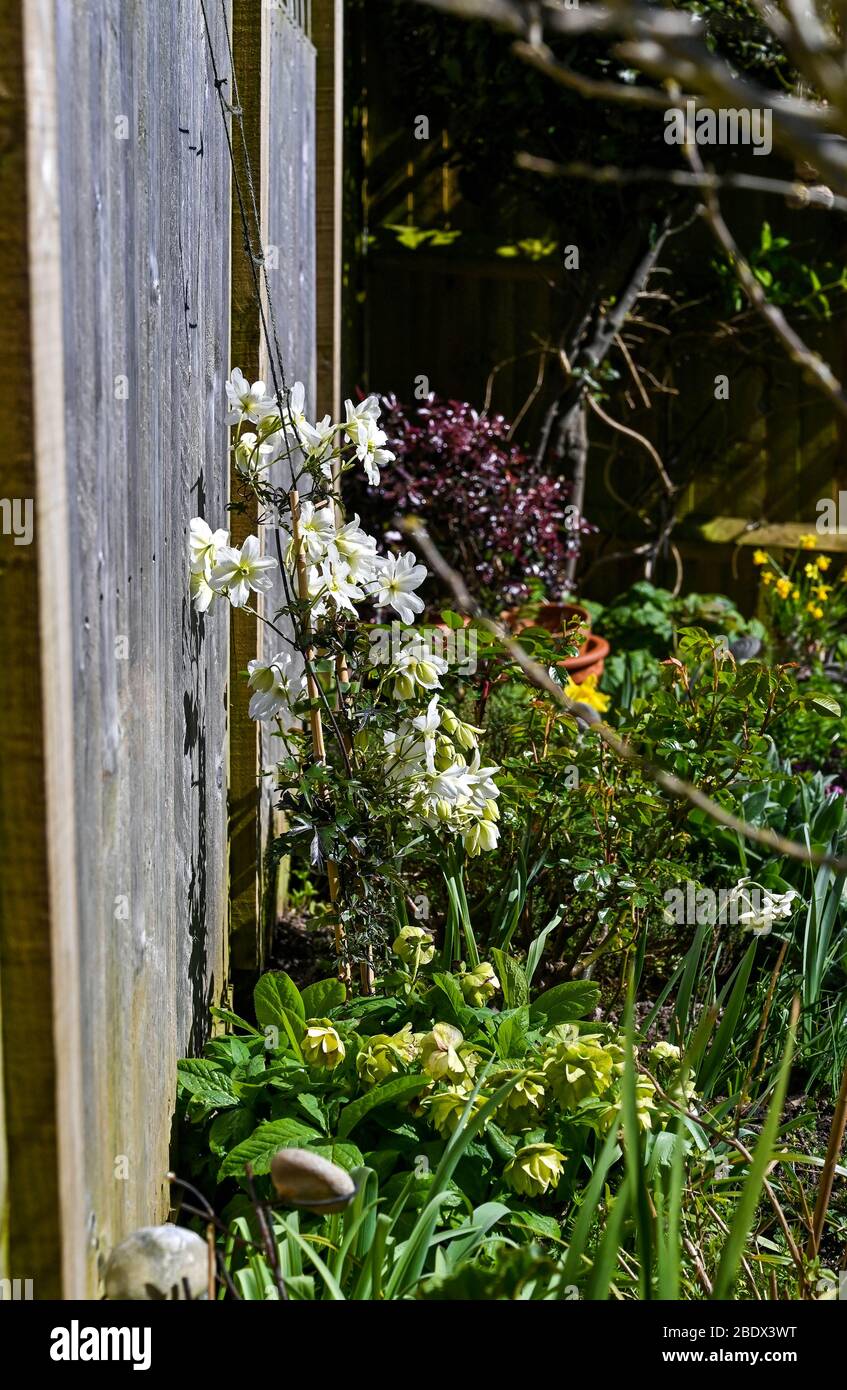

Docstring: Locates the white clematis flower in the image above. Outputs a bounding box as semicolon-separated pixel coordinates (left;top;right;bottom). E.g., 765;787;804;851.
374;551;427;624
308;558;365;616
209;535;278;608
343;396;393;486
286;500;336;567
234;431;276;478
190;570;218;613
226;368;275;424
189;517;229;578
332;514;379;582
247;649;306;724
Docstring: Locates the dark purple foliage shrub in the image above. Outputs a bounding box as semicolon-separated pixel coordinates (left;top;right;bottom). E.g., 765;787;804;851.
346;394;594;604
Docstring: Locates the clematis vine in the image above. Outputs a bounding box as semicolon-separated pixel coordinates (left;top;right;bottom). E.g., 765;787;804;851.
188;371;503;978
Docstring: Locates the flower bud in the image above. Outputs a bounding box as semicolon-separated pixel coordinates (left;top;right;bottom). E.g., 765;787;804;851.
393;672;415;701
392;924;435;968
415;659;440;688
270;1148;356;1213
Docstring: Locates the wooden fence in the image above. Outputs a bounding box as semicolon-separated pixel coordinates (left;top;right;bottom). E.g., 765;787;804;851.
0;0;342;1299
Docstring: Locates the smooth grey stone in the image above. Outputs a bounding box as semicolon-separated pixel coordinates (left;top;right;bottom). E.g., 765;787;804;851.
104;1224;208;1300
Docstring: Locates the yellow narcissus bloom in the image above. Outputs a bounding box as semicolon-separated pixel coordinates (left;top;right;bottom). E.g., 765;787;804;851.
564;673;610;714
775;577;792;599
817;554;832;571
420;1023;474;1082
814;585;832;600
544;1035;615;1109
392;924;435;969
302;1020;346;1071
807;603;824;620
761;571;774;586
459;961;501;1007
503;1143;566;1197
752;549;769;566
425;1086;487;1137
804;562;820;579
799;533;817;549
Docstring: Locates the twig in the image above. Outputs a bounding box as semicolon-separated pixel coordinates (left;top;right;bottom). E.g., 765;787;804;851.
515;152;847;214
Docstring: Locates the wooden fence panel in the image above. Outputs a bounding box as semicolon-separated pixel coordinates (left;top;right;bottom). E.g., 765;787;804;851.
52;0;232;1292
1;0;232;1296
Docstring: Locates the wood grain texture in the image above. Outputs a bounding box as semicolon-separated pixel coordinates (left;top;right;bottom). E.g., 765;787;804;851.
0;0;69;1300
48;0;231;1291
313;0;343;422
228;0;264;979
260;4;317;911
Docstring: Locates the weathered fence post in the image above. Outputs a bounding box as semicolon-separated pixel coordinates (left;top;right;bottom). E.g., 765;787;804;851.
0;0;86;1301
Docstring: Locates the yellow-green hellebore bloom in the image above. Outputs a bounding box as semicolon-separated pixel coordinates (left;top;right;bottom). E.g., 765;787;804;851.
302;1020;346;1071
420;1022;473;1082
503;1143;566;1197
355;1023;418;1087
495;1071;546;1115
544;1037;615;1110
425;1086;487;1137
598;1075;656;1135
649;1040;681;1069
392;924;435;970
460;960;501;1007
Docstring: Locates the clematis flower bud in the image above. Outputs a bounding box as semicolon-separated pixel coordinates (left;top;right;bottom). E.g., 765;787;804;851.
393;672;416;701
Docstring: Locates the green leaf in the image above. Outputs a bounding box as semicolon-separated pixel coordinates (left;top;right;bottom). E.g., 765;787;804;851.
529;980;599;1027
495;1007;530;1059
431;971;467;1021
177;1062;240;1110
209;1108;255;1156
439;609;465;630
218;1117;321;1179
254;971;305;1027
296;1092;329;1134
337;1075;431;1140
806;692;841;717
490;949;529;1009
301;977;347;1016
312;1141;365;1173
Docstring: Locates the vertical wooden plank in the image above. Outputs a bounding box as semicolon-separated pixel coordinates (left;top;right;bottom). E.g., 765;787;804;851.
0;0;86;1298
38;0;230;1291
314;0;343;420
228;0;264;982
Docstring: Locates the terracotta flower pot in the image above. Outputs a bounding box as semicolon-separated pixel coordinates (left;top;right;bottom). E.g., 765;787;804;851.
501;602;610;684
